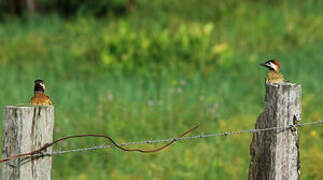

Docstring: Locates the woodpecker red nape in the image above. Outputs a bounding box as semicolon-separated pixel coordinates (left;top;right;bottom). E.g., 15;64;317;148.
260;59;280;72
271;59;280;69
260;59;285;84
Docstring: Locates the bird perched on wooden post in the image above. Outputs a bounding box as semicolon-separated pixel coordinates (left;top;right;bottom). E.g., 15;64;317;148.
30;79;53;105
260;59;285;84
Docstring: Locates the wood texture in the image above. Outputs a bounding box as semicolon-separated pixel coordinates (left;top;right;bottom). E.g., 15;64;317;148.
2;106;54;180
249;82;301;180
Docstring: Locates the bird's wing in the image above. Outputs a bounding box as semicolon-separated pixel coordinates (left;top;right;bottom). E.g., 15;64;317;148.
30;96;36;104
46;95;53;105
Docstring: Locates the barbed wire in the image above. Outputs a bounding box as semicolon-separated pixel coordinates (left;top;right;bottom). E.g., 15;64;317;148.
0;124;199;164
2;120;322;165
38;120;323;157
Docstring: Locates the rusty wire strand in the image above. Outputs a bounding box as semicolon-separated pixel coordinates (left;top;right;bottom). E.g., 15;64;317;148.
0;124;199;164
1;120;322;165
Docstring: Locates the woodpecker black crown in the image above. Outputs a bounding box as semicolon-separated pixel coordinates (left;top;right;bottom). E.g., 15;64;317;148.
260;59;280;71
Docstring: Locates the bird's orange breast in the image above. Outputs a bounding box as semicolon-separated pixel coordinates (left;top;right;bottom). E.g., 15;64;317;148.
30;93;53;105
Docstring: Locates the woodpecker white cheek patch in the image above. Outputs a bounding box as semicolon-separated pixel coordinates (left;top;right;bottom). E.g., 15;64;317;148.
268;62;277;71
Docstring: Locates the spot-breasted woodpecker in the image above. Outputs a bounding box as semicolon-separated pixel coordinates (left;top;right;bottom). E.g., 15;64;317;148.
260;59;285;84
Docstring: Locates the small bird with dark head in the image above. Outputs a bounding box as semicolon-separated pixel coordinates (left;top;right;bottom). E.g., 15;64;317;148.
260;59;285;84
30;79;53;105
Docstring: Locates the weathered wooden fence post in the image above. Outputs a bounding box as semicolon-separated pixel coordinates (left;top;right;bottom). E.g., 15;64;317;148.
2;106;54;180
249;83;301;180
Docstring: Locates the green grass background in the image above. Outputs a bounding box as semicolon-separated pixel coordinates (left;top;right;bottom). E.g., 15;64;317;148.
0;0;322;179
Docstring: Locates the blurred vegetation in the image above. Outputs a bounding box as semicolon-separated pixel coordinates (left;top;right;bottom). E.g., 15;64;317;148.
0;0;322;179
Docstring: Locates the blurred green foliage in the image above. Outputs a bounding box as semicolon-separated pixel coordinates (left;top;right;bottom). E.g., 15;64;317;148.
100;21;218;76
0;0;322;179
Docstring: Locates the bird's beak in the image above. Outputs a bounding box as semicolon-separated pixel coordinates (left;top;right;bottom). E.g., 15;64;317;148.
40;83;45;90
260;63;266;67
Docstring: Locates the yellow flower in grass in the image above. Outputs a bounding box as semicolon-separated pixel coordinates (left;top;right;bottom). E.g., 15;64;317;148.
77;174;87;180
310;130;317;137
